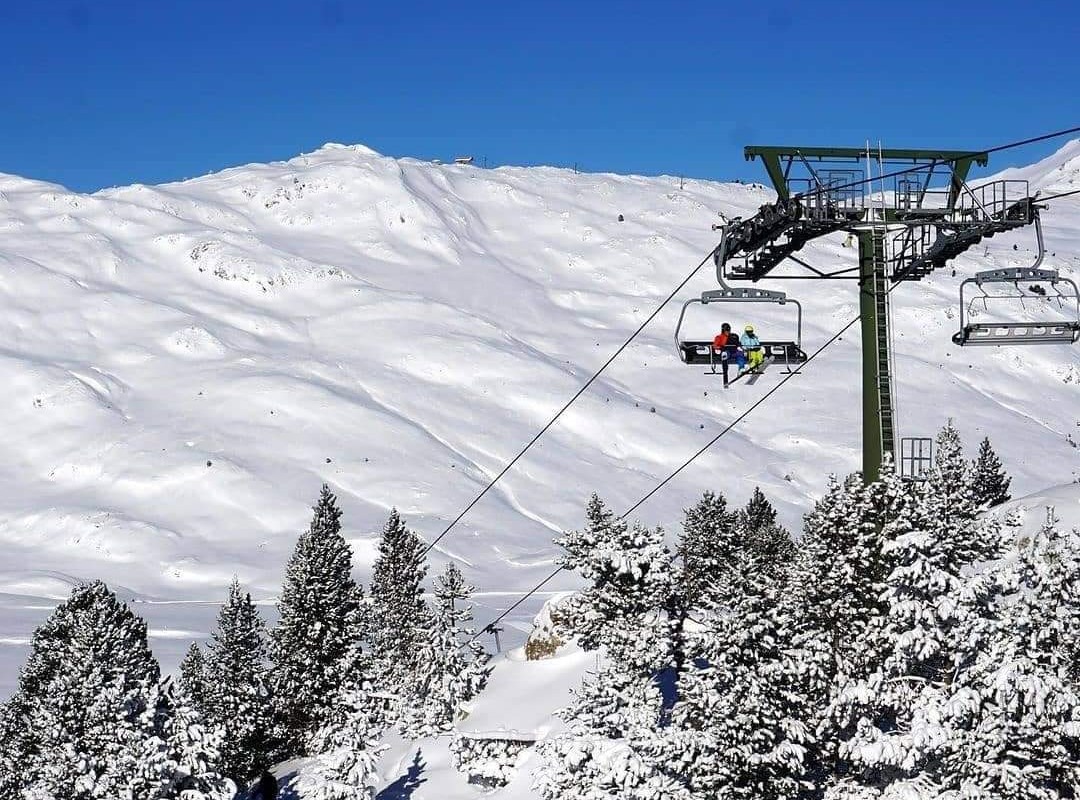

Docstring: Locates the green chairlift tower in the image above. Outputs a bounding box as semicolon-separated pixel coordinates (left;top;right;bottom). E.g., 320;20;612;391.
713;145;1041;481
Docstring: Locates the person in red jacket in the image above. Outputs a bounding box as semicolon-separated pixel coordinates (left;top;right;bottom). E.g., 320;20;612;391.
712;323;746;387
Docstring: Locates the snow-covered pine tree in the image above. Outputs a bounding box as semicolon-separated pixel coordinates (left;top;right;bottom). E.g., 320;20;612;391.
136;678;235;800
554;494;676;676
970;435;1012;510
930;421;1004;566
272;484;364;756
540;496;687;799
3;581;185;798
0;697;27;796
661;561;810;800
930;421;994;555
828;463;1004;798
678;490;740;609
204;578;276;783
539;667;691;800
741;485;777;532
783;469;894;789
178;641;210;714
943;521;1080;799
295;688;387;800
401;562;490;737
739;487;797;583
369;508;430;697
787;473;890;684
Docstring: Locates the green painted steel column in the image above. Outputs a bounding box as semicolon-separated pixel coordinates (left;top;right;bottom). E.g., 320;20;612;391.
858;231;883;483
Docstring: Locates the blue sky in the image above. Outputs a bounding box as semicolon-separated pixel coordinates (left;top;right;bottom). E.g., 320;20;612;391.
3;0;1078;191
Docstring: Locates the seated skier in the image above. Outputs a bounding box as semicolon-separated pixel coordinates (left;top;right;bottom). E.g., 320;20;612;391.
742;324;765;372
714;322;745;387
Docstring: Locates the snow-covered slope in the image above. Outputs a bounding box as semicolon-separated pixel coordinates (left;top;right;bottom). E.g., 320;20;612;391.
1;143;1079;698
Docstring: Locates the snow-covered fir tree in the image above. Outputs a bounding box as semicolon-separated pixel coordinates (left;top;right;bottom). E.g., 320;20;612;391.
541;496;685;798
369;508;430;697
677;490;740;609
272;484;364;756
0;696;27;796
930;422;1004;564
401;562;490;737
658;561;810;800
204;578;276;783
452;734;536;790
740;484;777;533
295;688;387;800
970;435;1012;510
539;667;691;800
139;679;236;800
739;486;797;583
929;421;995;556
942;520;1080;799
178;641;210;714
828;462;1004;798
782;469;895;788
554;495;677;674
1;581;229;798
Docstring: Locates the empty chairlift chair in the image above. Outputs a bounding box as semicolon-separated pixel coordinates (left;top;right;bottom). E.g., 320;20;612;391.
952;267;1080;346
674;287;808;377
952;209;1080;346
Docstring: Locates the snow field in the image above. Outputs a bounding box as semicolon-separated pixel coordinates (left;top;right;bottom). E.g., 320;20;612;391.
0;142;1078;708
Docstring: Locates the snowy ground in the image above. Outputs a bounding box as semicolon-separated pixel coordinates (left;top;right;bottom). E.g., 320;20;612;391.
1;142;1078;714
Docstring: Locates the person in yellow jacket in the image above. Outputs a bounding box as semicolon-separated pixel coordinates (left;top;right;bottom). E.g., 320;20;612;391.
741;324;765;372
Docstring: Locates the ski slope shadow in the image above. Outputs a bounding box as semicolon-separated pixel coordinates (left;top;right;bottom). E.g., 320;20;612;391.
377;750;427;799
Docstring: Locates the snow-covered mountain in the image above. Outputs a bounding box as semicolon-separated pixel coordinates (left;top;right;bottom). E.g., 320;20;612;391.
1;142;1079;699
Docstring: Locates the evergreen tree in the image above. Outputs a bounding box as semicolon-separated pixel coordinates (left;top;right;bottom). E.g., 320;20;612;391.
678;490;740;609
369;508;430;694
141;679;236;800
828;469;1004;797
540;667;691;800
2;581;227;798
178;641;209;714
741;485;778;534
0;697;27;796
971;436;1012;509
930;421;990;554
944;521;1080;798
272;484;364;756
295;688;387;800
662;563;810;800
554;494;676;676
541;496;686;799
204;578;276;783
739;487;797;583
788;473;891;685
925;423;1005;567
401;563;490;737
783;470;895;789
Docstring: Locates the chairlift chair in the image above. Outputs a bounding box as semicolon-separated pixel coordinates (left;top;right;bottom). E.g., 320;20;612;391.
674;287;808;377
953;208;1080;346
953;268;1080;346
